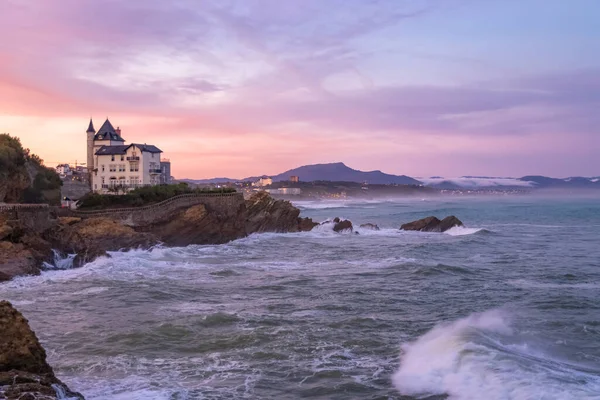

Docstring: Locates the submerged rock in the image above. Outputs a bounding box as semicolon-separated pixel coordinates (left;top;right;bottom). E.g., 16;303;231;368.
0;301;84;399
359;223;380;231
400;216;463;233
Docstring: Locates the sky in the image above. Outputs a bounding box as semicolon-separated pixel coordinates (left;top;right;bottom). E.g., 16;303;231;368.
0;0;599;179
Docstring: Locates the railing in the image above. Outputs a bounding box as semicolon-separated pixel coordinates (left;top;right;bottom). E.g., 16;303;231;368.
0;203;49;212
127;156;140;161
149;169;162;174
71;192;240;216
101;184;149;189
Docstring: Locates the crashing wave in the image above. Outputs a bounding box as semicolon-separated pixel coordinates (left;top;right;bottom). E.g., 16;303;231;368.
393;309;600;400
42;249;76;270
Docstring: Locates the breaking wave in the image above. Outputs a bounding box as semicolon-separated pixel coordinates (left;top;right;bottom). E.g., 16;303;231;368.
444;226;489;236
393;310;600;400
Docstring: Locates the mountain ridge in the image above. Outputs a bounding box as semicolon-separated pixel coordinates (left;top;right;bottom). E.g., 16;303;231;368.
179;162;599;189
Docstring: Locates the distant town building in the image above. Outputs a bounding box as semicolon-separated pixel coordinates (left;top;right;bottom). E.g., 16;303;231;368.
265;188;302;196
55;164;72;177
86;118;169;193
160;159;171;184
75;165;88;174
290;175;299;183
253;177;273;187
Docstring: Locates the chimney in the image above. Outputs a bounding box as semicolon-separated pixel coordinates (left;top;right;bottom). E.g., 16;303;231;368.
116;126;121;136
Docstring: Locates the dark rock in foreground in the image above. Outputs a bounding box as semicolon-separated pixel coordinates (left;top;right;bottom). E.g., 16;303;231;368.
400;216;464;232
0;301;84;399
359;223;380;231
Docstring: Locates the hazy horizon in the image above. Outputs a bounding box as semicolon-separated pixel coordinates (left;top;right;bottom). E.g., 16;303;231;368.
1;0;598;178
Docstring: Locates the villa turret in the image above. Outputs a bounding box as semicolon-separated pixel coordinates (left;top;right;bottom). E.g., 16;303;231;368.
86;118;96;174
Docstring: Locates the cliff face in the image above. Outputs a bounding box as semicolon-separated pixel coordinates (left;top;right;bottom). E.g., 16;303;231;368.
153;202;247;246
0;301;84;399
245;191;318;233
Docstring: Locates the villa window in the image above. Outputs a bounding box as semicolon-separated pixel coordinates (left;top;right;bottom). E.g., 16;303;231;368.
120;155;124;161
109;164;116;172
111;155;115;161
101;165;105;172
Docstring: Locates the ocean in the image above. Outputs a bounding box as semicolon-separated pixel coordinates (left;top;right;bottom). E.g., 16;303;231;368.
1;196;600;399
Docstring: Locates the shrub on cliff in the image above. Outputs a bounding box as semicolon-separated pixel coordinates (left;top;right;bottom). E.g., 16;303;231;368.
77;184;236;209
0;134;62;204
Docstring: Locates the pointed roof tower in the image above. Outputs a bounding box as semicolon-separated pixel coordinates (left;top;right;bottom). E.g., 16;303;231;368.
93;118;125;142
86;118;96;133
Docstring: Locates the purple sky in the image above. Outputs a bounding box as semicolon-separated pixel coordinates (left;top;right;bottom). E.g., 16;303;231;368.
1;0;598;178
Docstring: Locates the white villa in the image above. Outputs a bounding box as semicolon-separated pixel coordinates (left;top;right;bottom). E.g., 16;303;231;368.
86;118;168;193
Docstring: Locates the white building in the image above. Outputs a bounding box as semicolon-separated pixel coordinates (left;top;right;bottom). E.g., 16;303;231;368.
56;164;72;177
265;187;302;196
252;177;273;187
86;118;165;193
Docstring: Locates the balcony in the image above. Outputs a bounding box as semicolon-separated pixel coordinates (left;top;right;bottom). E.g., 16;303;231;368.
127;156;140;161
149;169;162;174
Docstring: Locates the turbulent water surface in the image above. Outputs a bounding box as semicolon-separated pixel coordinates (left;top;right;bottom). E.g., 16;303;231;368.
2;196;600;399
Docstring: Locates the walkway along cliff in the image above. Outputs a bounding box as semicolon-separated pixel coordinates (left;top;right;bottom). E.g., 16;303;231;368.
0;191;318;281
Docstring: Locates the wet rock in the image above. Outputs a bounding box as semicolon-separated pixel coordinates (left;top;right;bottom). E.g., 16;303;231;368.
333;219;353;233
0;242;40;282
298;217;319;232
245;192;315;233
438;216;464;232
0;301;84;399
359;223;380;231
400;216;463;233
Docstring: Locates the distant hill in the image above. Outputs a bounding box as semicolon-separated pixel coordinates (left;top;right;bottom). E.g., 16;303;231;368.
271;162;421;185
181;162;421;185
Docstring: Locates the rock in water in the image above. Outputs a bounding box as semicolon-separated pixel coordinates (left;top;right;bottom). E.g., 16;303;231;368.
438;216;464;232
333;219;353;233
400;216;463;232
0;301;84;399
359;223;380;231
400;216;441;232
298;217;319;232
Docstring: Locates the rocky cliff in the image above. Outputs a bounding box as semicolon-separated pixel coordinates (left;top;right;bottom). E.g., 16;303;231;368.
0;192;317;281
0;301;84;399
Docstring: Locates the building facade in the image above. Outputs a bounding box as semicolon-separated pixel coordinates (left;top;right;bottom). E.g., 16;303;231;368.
86;118;166;193
160;159;172;185
252;177;273;187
